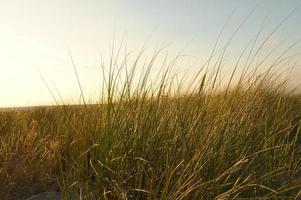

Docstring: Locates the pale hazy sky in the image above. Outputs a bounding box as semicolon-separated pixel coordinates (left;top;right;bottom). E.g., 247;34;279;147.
0;0;300;107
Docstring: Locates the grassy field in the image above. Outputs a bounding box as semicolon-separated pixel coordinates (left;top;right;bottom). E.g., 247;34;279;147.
0;39;301;199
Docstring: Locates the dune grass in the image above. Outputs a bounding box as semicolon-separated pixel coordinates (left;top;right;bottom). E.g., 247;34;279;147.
0;27;301;199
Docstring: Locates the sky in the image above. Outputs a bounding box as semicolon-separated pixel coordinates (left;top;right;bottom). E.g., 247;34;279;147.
0;0;300;107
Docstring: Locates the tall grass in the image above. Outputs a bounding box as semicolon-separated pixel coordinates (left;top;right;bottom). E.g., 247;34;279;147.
0;25;301;199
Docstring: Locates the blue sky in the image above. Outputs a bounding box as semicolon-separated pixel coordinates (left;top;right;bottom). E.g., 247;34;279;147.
0;0;300;107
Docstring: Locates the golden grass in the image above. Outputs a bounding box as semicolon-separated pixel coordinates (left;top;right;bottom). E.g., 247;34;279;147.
1;24;301;199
